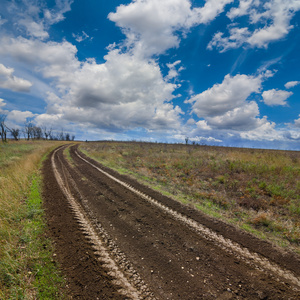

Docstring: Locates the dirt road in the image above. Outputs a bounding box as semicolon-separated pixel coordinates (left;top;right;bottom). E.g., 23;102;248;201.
42;144;300;299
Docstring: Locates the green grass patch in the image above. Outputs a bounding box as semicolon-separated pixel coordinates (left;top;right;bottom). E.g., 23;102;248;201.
0;141;67;299
25;174;65;299
0;142;36;168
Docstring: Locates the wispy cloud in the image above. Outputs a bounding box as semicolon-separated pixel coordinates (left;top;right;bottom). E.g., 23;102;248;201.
72;31;90;43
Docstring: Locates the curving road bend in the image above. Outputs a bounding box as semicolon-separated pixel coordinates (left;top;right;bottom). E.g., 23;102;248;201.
42;144;300;299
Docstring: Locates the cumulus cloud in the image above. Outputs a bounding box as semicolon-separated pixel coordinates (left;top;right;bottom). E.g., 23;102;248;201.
0;36;79;82
0;33;183;132
0;63;32;92
206;101;263;130
109;0;234;57
196;120;212;131
185;72;279;133
294;116;300;128
6;110;36;124
208;0;300;51
240;120;280;141
0;98;35;128
186;73;262;118
262;89;292;106
285;81;300;89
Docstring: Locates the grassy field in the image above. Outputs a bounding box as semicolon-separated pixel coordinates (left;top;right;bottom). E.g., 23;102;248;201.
0;140;67;299
80;141;300;254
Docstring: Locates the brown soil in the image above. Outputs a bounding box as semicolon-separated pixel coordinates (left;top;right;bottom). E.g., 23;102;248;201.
42;144;300;299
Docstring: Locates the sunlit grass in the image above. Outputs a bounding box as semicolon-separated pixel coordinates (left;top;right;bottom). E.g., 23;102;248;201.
80;141;300;254
0;140;67;299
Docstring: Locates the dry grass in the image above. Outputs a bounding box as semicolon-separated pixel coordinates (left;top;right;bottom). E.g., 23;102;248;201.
0;140;67;299
80;141;300;254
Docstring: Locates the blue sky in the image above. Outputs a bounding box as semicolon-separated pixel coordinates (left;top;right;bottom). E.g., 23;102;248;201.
0;0;300;149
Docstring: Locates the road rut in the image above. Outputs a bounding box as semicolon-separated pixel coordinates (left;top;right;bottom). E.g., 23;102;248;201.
42;144;300;299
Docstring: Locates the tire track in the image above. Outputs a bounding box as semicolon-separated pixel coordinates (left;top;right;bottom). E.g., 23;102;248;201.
51;146;155;300
74;149;300;290
45;145;300;299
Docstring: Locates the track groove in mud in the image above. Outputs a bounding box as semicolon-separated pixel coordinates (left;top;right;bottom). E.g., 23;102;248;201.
43;145;300;299
74;149;300;288
51;147;153;299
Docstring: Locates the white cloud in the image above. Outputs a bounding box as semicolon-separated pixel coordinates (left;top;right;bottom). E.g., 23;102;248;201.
18;18;49;40
4;0;73;41
0;33;182;132
262;89;292;106
206;101;263;130
285;81;300;89
209;0;300;51
6;110;36;125
240;120;281;141
109;0;190;57
185;73;281;133
58;49;183;131
0;36;79;83
196;120;212;130
190;136;222;143
0;98;35;128
43;0;74;25
294;115;300;128
207;27;250;52
186;73;262;117
109;0;234;57
0;63;32;92
72;31;90;43
227;0;256;19
190;0;234;25
0;98;6;108
166;60;183;81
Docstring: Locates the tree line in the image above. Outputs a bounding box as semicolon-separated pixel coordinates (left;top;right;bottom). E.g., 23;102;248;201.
0;114;75;143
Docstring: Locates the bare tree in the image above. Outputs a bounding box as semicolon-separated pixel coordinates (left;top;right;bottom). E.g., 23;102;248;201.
42;126;52;140
10;128;20;141
23;121;34;140
32;126;43;140
58;129;64;141
0;114;8;143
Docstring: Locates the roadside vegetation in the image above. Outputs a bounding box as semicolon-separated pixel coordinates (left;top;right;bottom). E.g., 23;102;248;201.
80;141;300;254
0;140;67;299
